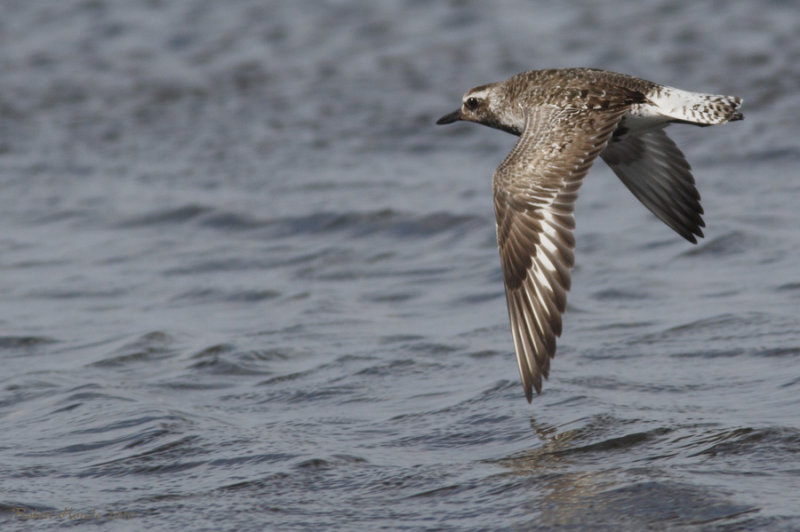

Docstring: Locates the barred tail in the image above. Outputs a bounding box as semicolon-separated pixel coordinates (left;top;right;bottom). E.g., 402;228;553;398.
647;86;743;126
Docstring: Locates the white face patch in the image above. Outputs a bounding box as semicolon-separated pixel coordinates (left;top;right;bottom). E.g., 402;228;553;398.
462;88;493;105
461;87;493;103
460;83;526;134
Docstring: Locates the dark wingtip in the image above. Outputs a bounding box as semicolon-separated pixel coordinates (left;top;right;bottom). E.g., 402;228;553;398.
680;226;704;244
731;112;744;122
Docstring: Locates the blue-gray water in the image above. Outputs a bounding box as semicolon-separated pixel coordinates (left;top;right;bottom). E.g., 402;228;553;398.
2;1;799;530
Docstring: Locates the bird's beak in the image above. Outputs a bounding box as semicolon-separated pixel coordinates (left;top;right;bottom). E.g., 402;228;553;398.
436;109;462;125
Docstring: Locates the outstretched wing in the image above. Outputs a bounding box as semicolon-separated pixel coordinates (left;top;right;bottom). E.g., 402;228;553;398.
494;103;633;402
601;128;705;243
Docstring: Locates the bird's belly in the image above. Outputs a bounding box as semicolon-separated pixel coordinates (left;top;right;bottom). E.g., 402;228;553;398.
619;106;672;133
607;109;670;146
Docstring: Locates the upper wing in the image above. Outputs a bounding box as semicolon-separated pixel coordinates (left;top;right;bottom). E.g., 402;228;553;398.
601;128;705;243
494;103;632;402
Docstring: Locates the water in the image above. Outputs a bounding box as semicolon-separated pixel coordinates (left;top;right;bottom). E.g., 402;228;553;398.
1;1;799;530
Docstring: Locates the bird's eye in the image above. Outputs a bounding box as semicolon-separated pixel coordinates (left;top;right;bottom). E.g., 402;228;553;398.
465;97;480;111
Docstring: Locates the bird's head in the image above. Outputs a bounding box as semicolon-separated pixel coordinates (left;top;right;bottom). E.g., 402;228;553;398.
436;82;523;136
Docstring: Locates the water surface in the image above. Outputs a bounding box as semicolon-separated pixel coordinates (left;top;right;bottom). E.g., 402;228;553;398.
1;1;799;530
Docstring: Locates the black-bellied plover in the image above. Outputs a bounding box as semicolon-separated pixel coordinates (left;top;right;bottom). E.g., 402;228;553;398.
436;68;743;402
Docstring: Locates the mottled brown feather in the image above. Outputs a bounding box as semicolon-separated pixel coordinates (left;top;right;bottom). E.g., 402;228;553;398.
493;95;639;402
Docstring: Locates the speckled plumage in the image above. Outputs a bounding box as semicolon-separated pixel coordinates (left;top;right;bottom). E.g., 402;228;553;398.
436;68;743;402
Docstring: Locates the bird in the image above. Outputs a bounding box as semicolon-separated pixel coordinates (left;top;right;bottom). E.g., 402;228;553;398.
435;68;743;402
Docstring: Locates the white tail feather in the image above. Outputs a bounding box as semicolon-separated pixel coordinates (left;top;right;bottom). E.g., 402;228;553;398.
645;86;743;125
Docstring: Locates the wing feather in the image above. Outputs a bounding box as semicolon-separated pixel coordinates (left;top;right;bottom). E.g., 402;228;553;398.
601;128;705;243
494;102;634;402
